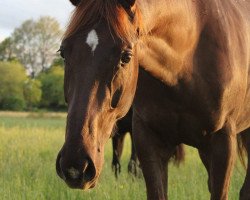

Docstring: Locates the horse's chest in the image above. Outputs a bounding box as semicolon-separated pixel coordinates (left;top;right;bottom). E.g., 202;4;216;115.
135;67;245;146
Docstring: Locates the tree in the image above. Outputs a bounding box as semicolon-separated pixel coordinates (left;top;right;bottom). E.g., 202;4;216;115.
0;61;27;110
39;66;66;109
11;16;63;77
12;19;37;76
23;79;42;109
0;37;15;61
35;16;63;72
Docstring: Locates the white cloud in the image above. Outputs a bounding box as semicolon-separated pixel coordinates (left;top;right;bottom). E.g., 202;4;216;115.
0;0;74;40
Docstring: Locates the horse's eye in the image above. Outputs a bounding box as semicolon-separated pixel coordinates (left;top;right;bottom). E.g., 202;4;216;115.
57;47;65;59
60;50;65;59
120;51;133;66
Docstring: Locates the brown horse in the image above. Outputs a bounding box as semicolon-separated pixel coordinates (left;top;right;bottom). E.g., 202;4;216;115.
111;108;139;178
56;0;250;199
112;108;184;178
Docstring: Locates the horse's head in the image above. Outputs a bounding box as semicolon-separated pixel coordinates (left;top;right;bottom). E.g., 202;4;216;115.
56;0;141;189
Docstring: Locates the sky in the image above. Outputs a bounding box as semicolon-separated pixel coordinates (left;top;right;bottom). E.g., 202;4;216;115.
0;0;74;41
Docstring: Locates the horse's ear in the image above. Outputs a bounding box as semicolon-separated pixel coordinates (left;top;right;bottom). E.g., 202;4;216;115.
119;0;136;9
126;0;136;7
69;0;81;6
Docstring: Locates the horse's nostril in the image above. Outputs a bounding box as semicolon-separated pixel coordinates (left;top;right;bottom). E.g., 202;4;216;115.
82;157;96;182
82;160;89;172
56;152;66;180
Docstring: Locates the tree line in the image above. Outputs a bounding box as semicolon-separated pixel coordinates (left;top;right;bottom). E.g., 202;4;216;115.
0;16;66;111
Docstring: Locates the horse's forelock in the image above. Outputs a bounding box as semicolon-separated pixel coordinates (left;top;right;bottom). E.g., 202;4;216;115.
64;0;143;43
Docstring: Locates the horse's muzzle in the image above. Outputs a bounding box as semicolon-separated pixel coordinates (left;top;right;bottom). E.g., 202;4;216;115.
56;150;97;189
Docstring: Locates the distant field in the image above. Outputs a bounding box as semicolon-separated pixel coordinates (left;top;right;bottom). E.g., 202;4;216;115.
0;112;246;199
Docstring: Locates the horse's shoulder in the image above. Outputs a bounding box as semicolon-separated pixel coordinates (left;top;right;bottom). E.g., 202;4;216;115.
197;0;249;82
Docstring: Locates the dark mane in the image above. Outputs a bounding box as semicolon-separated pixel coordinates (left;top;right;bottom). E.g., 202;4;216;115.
64;0;143;43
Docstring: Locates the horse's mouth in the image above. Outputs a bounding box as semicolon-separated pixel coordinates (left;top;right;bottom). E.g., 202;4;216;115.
66;178;97;190
56;150;98;190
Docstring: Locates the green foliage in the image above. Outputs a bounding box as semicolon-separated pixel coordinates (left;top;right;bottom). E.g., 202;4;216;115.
0;61;26;110
23;79;42;109
39;66;66;109
0;61;65;111
1;96;26;111
0;16;64;111
50;57;64;69
0;37;15;61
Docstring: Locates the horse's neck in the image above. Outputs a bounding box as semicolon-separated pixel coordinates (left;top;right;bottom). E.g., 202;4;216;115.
137;0;250;86
138;0;203;85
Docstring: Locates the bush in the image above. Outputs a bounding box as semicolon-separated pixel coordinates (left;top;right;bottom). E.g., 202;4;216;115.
39;66;66;109
23;79;42;109
1;96;26;111
0;61;27;110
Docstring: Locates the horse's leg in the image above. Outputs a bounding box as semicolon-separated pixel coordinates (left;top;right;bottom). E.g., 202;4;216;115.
112;132;126;178
240;129;250;200
198;148;212;193
133;113;174;200
128;131;139;176
210;122;237;200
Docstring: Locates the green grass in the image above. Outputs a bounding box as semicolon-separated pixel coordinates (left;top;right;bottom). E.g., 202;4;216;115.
0;113;246;199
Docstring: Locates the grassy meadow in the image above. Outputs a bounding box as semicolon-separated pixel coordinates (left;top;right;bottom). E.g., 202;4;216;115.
0;112;246;200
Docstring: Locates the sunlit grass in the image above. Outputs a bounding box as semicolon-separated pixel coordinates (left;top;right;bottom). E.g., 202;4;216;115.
0;113;246;199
